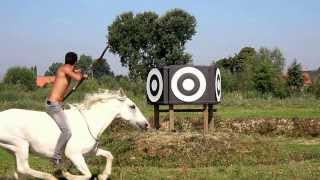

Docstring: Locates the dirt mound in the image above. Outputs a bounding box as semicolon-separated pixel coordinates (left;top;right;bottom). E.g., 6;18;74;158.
134;131;235;157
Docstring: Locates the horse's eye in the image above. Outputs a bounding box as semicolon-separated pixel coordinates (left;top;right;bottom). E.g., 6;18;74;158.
130;105;136;110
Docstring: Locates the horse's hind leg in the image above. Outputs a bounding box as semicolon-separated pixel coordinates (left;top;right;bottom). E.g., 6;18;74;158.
63;153;92;180
14;140;57;180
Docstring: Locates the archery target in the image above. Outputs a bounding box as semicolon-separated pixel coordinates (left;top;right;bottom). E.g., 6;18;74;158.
215;68;222;102
146;68;163;102
171;67;206;102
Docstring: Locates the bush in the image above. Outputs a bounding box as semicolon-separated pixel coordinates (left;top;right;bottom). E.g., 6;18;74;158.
272;76;289;98
311;77;320;99
3;66;37;91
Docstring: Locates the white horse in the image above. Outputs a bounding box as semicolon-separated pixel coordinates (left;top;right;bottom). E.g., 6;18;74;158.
0;89;149;180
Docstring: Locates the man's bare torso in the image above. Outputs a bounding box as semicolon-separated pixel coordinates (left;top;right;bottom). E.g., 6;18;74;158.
48;65;73;102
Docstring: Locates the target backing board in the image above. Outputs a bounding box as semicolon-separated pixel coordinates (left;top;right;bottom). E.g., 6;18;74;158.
146;65;222;105
146;67;169;104
169;65;208;104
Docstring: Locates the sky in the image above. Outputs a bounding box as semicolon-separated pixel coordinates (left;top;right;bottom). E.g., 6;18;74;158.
0;0;319;78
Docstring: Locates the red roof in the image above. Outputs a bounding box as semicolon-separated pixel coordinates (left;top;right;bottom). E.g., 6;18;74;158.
36;76;55;87
302;72;312;85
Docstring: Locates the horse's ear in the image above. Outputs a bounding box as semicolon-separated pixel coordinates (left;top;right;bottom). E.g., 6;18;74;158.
119;88;126;97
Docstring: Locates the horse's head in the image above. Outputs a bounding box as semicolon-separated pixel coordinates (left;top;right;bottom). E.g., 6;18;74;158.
114;89;150;130
79;89;150;130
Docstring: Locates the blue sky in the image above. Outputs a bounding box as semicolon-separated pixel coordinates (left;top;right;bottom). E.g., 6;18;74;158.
0;0;319;77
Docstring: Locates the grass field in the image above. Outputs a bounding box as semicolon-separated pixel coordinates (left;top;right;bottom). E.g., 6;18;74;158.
0;83;320;179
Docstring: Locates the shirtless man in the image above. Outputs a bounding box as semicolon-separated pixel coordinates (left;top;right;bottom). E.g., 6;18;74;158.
46;52;87;164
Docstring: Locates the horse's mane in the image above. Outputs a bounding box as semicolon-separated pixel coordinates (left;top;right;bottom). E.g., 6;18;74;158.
72;89;122;109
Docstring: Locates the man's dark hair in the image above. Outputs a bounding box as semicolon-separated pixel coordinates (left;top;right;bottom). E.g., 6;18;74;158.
65;52;78;65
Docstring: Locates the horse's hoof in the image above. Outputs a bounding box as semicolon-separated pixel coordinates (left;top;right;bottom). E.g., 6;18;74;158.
53;169;67;180
90;173;98;180
53;169;62;177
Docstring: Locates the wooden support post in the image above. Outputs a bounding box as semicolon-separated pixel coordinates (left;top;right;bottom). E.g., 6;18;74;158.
169;104;175;131
208;104;214;129
203;104;209;134
154;104;160;129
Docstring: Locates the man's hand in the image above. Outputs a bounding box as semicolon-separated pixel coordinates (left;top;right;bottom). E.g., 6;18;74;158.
74;68;82;73
82;74;88;79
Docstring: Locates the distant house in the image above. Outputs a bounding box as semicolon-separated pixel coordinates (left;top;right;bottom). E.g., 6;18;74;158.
302;72;312;86
36;76;55;87
302;70;319;86
283;69;319;87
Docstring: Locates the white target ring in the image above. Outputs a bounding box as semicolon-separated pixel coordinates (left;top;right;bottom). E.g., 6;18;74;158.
146;68;163;102
215;68;222;102
171;67;206;102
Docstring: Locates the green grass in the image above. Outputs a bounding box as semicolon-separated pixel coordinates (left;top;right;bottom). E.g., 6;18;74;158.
217;92;320;119
1;133;320;179
111;162;320;180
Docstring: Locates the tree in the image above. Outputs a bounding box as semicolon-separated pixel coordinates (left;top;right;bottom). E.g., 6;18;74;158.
253;60;276;94
286;59;304;91
270;48;285;73
3;66;37;90
92;58;113;79
45;62;63;76
30;65;37;77
108;9;196;79
256;47;285;74
215;57;233;71
232;47;256;73
77;54;93;75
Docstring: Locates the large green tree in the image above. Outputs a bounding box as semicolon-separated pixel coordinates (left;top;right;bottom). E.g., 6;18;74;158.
45;62;63;76
286;59;304;92
108;9;196;79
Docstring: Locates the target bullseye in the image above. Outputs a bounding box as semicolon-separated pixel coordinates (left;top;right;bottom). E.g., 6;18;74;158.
151;79;158;91
182;79;194;91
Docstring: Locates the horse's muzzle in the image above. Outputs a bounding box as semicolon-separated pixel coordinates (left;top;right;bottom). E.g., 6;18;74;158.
136;122;150;130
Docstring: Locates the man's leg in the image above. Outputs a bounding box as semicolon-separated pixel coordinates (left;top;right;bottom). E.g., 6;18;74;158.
51;111;72;161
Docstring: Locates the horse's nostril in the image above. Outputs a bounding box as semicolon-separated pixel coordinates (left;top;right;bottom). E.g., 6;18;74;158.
145;123;150;129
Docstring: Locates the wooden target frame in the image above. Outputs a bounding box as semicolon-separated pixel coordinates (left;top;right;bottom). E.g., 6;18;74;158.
153;104;216;134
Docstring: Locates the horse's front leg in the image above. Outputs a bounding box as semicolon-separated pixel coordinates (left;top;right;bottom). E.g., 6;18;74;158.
64;153;92;180
95;148;113;180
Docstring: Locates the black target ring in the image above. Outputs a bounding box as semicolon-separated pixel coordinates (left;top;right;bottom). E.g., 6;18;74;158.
146;68;163;102
177;73;200;96
150;75;160;96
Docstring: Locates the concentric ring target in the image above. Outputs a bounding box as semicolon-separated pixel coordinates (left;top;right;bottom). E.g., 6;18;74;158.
215;68;222;102
146;68;163;102
171;67;206;102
